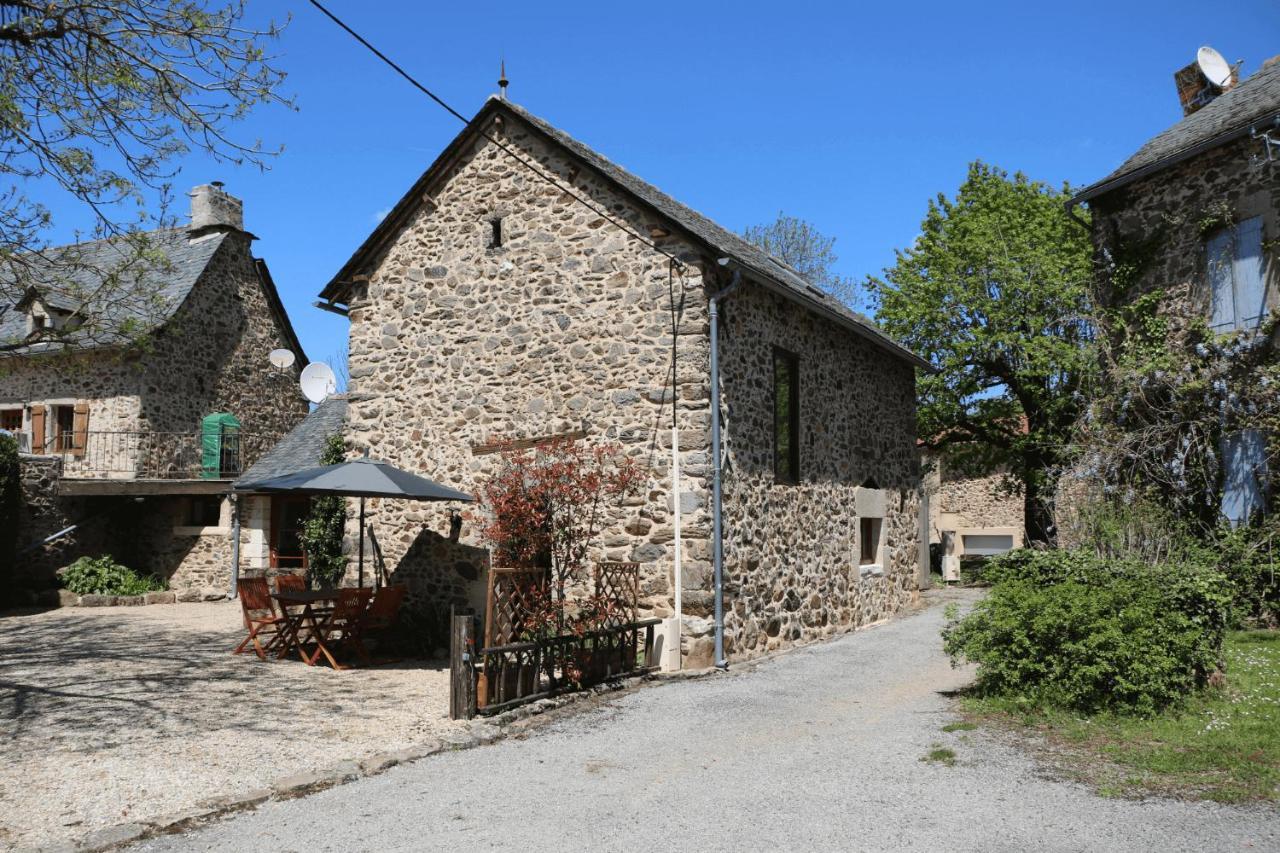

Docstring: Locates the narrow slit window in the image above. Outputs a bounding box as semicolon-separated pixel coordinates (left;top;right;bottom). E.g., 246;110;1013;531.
860;517;881;565
773;348;800;483
490;217;503;249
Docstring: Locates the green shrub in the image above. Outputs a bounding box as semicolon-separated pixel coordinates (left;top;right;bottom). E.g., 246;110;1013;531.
0;432;18;574
301;433;347;588
1197;523;1280;629
61;555;166;596
943;549;1231;715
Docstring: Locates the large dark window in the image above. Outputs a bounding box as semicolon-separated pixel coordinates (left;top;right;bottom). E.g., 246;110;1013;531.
773;348;800;483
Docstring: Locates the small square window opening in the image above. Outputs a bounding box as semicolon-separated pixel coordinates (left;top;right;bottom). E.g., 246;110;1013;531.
859;517;882;566
187;496;223;528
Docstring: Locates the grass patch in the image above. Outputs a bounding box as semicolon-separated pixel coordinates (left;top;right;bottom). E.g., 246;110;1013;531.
922;745;957;766
941;721;978;733
963;630;1280;803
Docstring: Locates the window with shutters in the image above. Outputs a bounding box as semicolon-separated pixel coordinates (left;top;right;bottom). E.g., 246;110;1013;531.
49;402;89;456
1220;429;1268;526
1207;216;1266;332
0;408;21;432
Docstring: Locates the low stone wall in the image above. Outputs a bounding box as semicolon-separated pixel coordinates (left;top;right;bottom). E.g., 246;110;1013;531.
58;591;178;607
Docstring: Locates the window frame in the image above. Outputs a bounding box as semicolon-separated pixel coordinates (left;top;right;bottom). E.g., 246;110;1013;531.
772;346;801;484
187;496;223;528
51;404;76;452
0;407;22;433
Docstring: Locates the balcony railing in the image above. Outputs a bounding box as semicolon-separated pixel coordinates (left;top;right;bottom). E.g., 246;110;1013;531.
21;430;274;480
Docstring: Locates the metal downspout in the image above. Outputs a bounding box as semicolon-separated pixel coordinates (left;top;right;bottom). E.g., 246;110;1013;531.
229;493;241;599
709;266;740;670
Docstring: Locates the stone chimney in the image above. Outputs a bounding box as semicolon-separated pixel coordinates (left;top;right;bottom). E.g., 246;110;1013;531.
188;182;244;235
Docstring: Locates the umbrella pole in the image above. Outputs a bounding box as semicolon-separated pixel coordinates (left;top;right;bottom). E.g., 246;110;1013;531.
358;497;366;589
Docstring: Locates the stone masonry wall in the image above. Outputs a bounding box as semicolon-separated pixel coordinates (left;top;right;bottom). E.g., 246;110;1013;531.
716;282;921;662
343;111;711;626
1089;136;1279;336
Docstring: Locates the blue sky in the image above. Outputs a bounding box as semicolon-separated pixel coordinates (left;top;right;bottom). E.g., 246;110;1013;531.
34;1;1280;367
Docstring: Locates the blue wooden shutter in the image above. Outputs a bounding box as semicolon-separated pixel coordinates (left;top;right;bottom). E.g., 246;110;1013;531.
1207;228;1235;332
1220;429;1267;526
1233;216;1265;330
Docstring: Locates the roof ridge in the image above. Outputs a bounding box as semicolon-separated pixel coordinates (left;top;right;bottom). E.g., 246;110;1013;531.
1074;59;1280;202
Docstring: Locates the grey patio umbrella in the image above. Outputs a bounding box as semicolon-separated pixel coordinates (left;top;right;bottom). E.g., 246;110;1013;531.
236;457;475;588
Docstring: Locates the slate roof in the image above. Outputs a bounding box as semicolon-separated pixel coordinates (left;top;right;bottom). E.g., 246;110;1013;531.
235;395;348;489
320;98;931;371
0;228;227;355
1073;60;1280;204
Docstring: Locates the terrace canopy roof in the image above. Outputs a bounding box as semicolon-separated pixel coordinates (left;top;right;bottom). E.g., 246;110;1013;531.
234;457;474;503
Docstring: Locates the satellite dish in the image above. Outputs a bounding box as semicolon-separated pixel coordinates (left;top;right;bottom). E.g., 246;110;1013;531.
299;362;337;404
269;348;296;370
1197;46;1233;87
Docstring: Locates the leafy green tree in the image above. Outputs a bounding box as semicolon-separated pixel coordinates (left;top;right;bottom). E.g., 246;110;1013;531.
0;1;290;350
742;211;862;310
301;433;347;588
868;162;1094;544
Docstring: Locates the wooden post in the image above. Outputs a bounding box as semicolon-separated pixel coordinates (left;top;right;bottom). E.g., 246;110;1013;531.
449;612;476;720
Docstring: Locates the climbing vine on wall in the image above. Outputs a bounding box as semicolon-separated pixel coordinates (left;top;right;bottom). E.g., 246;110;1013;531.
1076;204;1280;530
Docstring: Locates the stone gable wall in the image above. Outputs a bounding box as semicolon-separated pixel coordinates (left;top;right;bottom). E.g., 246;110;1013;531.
343;112;711;624
716;283;921;661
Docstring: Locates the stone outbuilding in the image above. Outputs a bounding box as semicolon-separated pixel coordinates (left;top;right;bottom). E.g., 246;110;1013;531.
1;184;309;600
921;448;1024;581
315;96;930;665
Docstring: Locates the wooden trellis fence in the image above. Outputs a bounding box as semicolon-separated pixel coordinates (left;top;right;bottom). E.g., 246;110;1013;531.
450;561;658;720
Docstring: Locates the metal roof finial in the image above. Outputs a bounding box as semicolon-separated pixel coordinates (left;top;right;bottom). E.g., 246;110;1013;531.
498;59;509;100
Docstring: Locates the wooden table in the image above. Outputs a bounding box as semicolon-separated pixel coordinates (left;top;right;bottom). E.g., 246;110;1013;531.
272;589;340;667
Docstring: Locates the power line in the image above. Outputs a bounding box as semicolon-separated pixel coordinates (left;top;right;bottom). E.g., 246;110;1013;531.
307;0;685;269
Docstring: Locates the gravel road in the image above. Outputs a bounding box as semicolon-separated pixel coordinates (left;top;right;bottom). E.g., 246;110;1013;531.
133;589;1278;852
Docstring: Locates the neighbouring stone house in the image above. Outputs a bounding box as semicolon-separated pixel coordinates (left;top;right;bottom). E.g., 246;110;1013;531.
2;184;309;600
1068;53;1280;527
314;95;930;666
921;448;1023;581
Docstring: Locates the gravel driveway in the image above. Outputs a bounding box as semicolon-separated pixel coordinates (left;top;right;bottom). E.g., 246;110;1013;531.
131;588;1278;852
0;602;460;850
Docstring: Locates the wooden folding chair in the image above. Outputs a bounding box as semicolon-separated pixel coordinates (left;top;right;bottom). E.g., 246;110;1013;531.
276;574;307;594
232;577;286;660
306;588;372;669
354;585;408;664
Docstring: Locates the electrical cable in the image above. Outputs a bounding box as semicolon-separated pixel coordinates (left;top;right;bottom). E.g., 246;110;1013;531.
307;0;686;270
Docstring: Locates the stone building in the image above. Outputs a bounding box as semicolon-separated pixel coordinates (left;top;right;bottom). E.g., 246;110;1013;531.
1069;54;1280;525
921;448;1023;581
1;184;309;599
315;96;930;666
